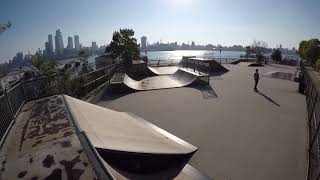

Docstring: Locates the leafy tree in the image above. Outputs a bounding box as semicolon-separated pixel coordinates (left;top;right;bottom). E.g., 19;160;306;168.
79;49;90;74
298;39;320;67
0;21;11;35
271;49;282;63
316;59;320;72
251;40;268;64
32;55;45;74
79;49;89;62
245;46;252;61
105;29;140;69
32;54;57;75
298;40;307;59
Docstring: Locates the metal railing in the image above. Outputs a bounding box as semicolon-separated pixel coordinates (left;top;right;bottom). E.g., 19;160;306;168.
22;74;63;101
301;63;320;180
0;82;25;146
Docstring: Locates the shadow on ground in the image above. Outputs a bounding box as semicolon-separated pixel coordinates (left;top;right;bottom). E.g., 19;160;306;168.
99;89;132;102
256;90;280;107
194;84;218;99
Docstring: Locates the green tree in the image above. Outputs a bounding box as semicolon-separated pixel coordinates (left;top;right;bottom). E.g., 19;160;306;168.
0;21;11;35
271;49;282;63
32;55;45;74
315;59;320;72
105;29;140;69
245;46;251;61
79;49;90;74
32;54;57;75
299;39;320;67
298;40;307;59
251;40;268;64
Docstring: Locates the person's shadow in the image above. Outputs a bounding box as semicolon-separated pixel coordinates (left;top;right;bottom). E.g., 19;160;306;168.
255;90;280;107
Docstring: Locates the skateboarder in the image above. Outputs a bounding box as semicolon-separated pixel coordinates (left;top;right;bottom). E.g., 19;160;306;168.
254;69;260;91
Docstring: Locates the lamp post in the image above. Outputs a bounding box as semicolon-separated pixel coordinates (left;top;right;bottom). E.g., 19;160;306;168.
219;46;222;64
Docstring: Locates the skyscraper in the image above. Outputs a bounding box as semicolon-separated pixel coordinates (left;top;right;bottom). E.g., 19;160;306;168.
141;36;147;50
48;34;54;54
45;41;50;57
74;35;80;51
67;36;73;49
55;29;64;56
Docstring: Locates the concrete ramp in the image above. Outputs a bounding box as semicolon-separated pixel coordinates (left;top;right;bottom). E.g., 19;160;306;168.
123;68;208;91
64;95;199;178
147;66;179;75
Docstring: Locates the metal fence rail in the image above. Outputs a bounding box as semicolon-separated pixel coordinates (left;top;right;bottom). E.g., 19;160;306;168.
6;83;25;118
22;75;62;101
0;84;23;146
301;63;320;180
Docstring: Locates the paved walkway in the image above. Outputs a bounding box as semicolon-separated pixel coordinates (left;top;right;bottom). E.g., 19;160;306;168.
97;63;307;180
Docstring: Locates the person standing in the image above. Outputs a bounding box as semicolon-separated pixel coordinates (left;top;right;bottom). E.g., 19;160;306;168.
254;69;260;91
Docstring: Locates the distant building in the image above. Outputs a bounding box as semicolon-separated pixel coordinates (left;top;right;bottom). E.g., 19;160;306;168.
48;34;54;54
67;36;74;49
44;42;50;57
74;35;80;51
55;29;64;56
141;36;147;50
91;42;98;53
191;41;195;48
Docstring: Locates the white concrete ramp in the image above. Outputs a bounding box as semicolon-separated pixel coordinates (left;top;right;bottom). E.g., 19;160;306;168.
147;66;179;75
65;95;197;155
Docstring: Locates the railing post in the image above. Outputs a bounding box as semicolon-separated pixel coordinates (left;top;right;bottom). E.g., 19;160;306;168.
308;92;318;125
4;88;14;120
20;80;27;103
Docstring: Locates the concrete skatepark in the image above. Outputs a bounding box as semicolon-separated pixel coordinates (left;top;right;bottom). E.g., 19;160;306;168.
98;62;307;180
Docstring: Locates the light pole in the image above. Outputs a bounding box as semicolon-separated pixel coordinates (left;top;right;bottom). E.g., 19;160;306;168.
219;46;222;64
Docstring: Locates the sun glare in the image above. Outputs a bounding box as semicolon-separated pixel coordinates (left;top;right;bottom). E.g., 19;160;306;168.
170;0;193;6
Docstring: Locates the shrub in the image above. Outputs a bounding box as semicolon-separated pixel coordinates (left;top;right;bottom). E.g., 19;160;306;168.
316;59;320;72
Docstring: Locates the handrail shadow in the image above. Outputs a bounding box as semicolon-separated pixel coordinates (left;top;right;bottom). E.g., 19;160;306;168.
256;90;280;107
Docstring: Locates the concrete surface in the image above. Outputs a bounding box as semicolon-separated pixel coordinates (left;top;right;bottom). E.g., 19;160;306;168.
97;62;307;180
0;96;97;180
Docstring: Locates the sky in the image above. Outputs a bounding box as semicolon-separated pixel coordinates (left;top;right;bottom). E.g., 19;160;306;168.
0;0;320;62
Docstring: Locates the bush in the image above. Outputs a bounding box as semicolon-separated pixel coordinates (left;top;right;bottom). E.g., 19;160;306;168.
316;59;320;72
271;49;282;63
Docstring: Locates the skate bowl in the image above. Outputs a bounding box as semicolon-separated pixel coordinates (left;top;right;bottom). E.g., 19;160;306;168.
123;68;209;91
263;71;296;81
64;95;205;179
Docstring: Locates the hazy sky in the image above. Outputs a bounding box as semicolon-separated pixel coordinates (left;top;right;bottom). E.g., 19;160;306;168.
0;0;319;62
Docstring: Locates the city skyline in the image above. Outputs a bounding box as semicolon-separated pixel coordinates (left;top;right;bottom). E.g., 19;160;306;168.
1;0;320;62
